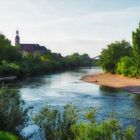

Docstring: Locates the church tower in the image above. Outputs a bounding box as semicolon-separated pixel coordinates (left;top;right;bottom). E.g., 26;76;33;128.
15;30;20;46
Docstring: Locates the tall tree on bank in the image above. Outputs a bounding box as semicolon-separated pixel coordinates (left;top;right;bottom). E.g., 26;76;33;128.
132;23;140;77
0;34;21;62
100;40;132;73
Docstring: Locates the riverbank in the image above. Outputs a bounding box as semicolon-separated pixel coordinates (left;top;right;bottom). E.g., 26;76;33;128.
81;73;140;94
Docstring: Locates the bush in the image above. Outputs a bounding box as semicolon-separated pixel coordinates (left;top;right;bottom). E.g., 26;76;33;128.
71;116;135;140
33;104;78;140
34;105;135;140
0;131;18;140
0;61;21;76
100;40;132;73
117;56;138;77
71;119;120;140
34;106;61;140
0;87;28;134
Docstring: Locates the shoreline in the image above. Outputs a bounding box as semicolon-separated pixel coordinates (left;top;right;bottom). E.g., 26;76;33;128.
81;73;140;94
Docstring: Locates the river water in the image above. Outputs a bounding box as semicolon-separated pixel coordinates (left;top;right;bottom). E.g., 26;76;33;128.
12;67;140;139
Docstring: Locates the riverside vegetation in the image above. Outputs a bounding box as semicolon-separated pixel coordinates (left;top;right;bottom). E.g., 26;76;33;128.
0;131;18;140
0;87;136;140
0;25;139;139
0;87;28;140
100;23;140;77
0;34;96;78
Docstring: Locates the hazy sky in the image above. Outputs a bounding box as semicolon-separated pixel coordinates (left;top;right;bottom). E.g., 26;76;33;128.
0;0;140;57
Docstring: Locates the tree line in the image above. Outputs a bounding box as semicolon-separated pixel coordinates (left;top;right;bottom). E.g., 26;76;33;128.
100;23;140;77
0;34;97;78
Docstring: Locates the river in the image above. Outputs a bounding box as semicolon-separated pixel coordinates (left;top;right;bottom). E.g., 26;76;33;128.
11;67;140;139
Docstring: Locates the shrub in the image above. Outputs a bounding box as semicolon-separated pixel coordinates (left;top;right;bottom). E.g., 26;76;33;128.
0;61;21;76
100;40;132;73
33;104;78;140
34;106;61;140
124;126;135;140
0;131;18;140
71;115;135;140
34;105;135;140
0;87;28;134
117;56;138;77
61;105;79;140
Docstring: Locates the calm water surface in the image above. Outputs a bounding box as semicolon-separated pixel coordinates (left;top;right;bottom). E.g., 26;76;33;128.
12;67;140;138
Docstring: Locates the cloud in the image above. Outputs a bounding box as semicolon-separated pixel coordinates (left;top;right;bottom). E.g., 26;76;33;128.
47;39;110;57
0;0;140;56
27;6;139;47
40;6;140;57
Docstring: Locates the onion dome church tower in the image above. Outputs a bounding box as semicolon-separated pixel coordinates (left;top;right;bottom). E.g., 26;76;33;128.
15;30;20;46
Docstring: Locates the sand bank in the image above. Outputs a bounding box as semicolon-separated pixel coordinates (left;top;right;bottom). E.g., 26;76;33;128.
81;73;140;94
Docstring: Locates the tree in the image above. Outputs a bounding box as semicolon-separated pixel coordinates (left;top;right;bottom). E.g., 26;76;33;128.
0;33;95;77
66;53;93;67
0;87;28;134
117;56;137;77
100;40;132;73
0;34;11;47
132;23;140;77
0;34;21;62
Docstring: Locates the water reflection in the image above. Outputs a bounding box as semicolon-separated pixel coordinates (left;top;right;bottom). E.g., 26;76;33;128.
100;85;121;93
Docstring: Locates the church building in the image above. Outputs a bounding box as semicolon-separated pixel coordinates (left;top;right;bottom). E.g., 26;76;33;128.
15;30;48;55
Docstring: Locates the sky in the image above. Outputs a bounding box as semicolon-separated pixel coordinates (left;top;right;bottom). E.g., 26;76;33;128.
0;0;140;57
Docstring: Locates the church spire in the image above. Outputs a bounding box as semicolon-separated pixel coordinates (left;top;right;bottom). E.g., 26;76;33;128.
15;30;20;46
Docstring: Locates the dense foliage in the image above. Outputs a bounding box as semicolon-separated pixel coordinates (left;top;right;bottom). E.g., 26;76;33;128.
34;104;78;140
100;23;140;77
0;131;18;140
0;87;28;135
117;56;137;77
0;34;96;77
1;24;140;140
66;53;93;67
100;40;132;73
34;105;135;140
132;23;140;77
0;35;21;62
0;87;136;140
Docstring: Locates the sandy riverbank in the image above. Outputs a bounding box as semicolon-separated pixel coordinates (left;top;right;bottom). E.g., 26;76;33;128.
81;73;140;94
